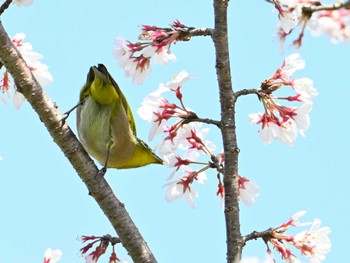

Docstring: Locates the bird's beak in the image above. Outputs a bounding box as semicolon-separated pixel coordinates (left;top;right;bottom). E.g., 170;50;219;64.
91;65;109;85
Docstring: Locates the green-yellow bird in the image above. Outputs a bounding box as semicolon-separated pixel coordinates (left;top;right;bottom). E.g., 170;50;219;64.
76;64;162;173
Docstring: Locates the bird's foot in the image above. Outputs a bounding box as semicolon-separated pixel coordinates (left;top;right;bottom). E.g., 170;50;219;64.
95;167;107;179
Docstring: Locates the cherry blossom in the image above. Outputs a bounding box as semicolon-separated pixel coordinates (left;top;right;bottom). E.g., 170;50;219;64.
291;77;318;102
238;176;260;207
80;235;122;263
43;248;62;263
139;72;224;207
309;10;350;44
272;0;300;33
11;33;53;86
137;71;195;141
280;11;299;34
264;211;331;262
250;53;316;145
163;169;207;208
1;33;53;109
217;175;260;209
273;1;350;47
216;181;225;209
114;20;192;84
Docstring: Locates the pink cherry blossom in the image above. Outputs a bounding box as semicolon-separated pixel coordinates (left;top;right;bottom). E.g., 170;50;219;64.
85;254;98;263
309;10;350;44
216;175;260;208
278;53;305;80
163;70;192;91
293;218;331;262
216;182;225;209
238;176;260;206
153;47;177;65
279;11;299;33
114;20;191;84
12;91;26;110
164;169;207;208
11;34;53;87
266;211;331;262
1;33;53;109
137;71;195;141
250;53;316;145
292;77;318;102
43;248;62;263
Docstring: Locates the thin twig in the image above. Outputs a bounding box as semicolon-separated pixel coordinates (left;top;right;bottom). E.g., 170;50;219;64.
0;0;12;16
243;228;274;245
234;88;259;98
177;27;214;41
265;0;350;13
302;1;350;13
189;117;221;128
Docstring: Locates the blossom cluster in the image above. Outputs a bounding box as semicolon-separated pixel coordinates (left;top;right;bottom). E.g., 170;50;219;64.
138;71;259;208
114;20;192;84
80;235;125;263
309;9;350;44
273;0;350;47
265;211;331;262
0;33;53;109
249;53;317;145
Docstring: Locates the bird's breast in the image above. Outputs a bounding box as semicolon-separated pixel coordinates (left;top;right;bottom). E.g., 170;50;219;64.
77;97;136;166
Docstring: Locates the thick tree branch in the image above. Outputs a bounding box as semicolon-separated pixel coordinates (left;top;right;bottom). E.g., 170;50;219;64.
212;1;243;262
0;21;157;263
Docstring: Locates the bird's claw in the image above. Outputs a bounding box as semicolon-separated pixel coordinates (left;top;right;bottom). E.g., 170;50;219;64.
95;167;107;179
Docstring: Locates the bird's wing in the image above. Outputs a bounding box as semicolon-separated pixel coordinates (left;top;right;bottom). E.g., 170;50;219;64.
79;67;94;101
107;70;137;136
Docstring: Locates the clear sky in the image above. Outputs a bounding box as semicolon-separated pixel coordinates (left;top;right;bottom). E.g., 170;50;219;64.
1;1;349;262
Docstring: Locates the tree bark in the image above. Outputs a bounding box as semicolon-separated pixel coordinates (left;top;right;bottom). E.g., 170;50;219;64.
0;21;157;263
212;1;243;262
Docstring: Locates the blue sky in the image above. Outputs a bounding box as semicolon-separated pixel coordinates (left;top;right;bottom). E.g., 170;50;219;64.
1;1;349;262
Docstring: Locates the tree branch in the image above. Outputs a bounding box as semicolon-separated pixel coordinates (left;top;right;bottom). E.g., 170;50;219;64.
302;1;350;13
264;0;350;12
243;228;274;245
177;27;213;42
191;117;221;128
187;27;214;37
0;0;12;16
234;88;259;98
0;21;157;263
212;0;243;262
182;114;221;128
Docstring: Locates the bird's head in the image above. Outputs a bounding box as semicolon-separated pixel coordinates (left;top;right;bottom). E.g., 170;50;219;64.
89;64;119;105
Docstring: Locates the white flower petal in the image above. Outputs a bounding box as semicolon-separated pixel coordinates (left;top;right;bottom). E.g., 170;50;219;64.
44;248;62;263
280;12;299;33
12;90;26;110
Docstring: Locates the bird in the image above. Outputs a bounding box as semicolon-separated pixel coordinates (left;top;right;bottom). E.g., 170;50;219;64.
76;64;162;174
